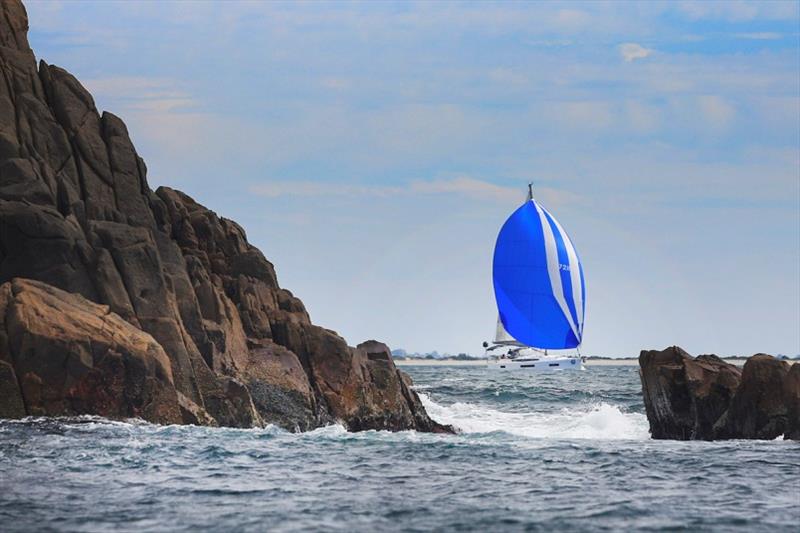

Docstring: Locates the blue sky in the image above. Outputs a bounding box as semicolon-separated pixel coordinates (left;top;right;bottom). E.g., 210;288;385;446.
25;1;800;357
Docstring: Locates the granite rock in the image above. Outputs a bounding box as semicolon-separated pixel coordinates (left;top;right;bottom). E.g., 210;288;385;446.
0;0;445;432
639;346;798;440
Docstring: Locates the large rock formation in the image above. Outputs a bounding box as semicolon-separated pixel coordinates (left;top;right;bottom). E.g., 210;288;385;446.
714;354;799;440
639;347;741;440
0;0;449;433
0;278;192;424
639;346;799;440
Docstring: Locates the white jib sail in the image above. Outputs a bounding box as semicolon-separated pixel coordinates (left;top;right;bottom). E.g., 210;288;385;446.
494;316;516;344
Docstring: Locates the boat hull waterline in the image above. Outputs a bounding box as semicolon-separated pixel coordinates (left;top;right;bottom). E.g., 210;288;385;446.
487;356;585;371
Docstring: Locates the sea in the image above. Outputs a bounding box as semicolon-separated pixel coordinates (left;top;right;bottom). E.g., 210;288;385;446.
1;365;798;532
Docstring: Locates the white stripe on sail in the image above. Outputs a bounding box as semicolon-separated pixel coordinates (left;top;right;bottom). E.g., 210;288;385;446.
532;200;580;342
546;209;584;338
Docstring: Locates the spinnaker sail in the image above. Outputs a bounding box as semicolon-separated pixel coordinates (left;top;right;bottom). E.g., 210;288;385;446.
492;191;585;350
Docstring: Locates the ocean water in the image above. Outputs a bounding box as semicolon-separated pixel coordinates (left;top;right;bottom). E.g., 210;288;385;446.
1;365;798;532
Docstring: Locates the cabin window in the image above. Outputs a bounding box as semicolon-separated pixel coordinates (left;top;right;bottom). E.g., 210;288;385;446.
520;364;536;368
549;363;559;367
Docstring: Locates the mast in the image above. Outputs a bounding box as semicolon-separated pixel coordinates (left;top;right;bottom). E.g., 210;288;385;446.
527;182;533;201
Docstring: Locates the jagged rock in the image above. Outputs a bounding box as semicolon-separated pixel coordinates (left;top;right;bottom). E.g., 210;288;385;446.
0;359;25;417
177;391;217;427
639;346;741;439
639;346;799;440
241;339;319;431
714;355;795;439
218;376;263;428
785;365;800;440
0;0;29;51
0;201;99;300
0;278;182;423
347;340;453;433
0;0;447;432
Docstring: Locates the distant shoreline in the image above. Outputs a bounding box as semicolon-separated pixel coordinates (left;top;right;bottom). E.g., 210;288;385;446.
394;358;791;367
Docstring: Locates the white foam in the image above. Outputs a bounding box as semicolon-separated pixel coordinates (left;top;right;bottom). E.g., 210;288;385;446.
419;393;650;441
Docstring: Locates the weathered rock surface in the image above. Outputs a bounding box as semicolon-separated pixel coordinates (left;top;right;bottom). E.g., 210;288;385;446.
714;354;797;439
0;0;448;433
346;340;452;433
784;364;800;440
0;278;195;423
639;346;799;440
639;347;741;439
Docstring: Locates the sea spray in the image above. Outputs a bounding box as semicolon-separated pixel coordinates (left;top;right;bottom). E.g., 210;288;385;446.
419;393;649;440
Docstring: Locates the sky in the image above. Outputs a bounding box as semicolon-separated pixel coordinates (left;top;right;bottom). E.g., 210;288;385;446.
24;0;800;357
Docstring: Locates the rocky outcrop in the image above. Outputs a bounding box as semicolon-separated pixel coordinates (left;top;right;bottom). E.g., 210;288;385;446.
714;354;798;439
345;340;451;433
0;278;193;423
0;0;448;433
784;364;800;440
639;346;799;440
638;347;741;439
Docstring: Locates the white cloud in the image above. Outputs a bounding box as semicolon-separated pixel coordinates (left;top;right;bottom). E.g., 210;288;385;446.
250;181;400;198
676;1;798;22
83;77;199;113
249;176;519;202
409;177;520;202
734;32;782;40
552;9;591;31
697;95;736;131
619;42;653;62
625;100;661;132
549;100;614;130
249;177;581;208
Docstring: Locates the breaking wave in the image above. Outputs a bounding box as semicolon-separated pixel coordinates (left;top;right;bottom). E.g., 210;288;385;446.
419;393;650;440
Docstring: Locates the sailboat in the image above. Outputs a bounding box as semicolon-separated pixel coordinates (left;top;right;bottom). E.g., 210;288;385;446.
485;183;586;371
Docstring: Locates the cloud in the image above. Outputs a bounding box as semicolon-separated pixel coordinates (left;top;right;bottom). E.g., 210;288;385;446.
548;100;614;130
619;42;653;62
409;177;521;202
675;1;798;22
625;100;661;132
250;181;400;198
82;77;200;113
697;95;735;131
552;9;591;31
249;176;520;202
249;177;582;208
734;32;782;40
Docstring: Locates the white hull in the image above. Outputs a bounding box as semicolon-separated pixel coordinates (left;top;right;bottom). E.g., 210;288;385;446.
487;355;584;371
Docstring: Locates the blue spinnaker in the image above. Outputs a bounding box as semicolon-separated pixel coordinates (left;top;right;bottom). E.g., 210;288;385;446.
492;198;585;349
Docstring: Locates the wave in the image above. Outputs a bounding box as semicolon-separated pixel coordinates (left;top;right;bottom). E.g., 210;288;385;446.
1;395;650;443
419;393;650;441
